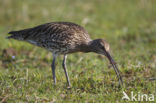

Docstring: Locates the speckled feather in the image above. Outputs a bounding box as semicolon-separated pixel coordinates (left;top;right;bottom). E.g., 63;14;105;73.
8;22;92;54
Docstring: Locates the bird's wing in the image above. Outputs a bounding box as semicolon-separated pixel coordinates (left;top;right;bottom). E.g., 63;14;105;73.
8;22;91;43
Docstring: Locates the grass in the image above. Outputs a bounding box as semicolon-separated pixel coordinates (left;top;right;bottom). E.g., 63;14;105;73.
0;0;156;102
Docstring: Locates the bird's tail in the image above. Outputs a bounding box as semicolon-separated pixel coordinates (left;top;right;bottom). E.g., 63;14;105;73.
7;31;24;40
7;31;16;39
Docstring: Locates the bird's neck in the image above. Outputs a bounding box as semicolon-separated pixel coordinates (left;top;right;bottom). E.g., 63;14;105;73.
79;40;96;53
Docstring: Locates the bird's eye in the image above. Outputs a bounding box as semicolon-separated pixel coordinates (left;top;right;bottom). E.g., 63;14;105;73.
100;46;105;50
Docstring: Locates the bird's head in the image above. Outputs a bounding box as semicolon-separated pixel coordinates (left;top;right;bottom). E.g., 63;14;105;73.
89;39;123;86
90;39;110;55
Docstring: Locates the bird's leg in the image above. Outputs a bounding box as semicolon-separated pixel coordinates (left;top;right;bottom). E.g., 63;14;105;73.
51;54;57;85
62;54;71;87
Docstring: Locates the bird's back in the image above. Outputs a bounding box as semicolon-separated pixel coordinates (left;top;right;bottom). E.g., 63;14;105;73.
8;22;91;54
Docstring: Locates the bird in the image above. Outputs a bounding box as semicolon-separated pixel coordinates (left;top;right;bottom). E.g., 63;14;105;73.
7;22;123;87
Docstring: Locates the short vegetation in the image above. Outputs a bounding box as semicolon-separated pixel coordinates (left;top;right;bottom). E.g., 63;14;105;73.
0;0;155;102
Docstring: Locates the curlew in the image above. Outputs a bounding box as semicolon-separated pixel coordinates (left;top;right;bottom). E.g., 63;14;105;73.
7;22;123;87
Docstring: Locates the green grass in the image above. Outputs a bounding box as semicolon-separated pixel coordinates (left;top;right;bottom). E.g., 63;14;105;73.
0;0;156;102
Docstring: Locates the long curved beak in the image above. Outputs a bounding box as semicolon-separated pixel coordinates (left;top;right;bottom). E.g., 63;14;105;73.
105;52;123;86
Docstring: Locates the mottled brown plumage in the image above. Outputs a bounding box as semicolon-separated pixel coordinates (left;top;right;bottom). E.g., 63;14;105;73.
7;22;123;87
8;22;91;54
